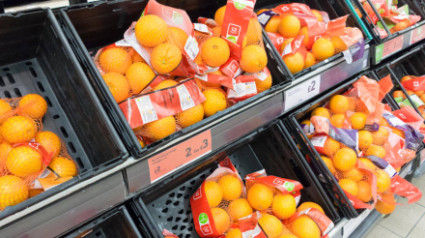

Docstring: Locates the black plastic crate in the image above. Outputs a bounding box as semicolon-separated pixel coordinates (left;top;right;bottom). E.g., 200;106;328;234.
255;0;370;79
286;74;401;218
129;121;341;238
59;0;290;158
60;206;143;238
347;0;425;64
0;9;127;219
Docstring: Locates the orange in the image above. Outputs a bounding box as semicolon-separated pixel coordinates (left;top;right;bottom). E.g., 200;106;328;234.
102;72;130;103
1;116;37;144
406;90;414;96
329;95;349;114
339;178;358;196
278;234;297;238
255;70;272;93
359;158;377;171
392;90;404;99
211;207;230;235
212;26;222;37
272;193;296;219
379;117;389;127
0;99;12;117
167;27;188;50
359;130;373;151
258;214;283;238
311;107;330;118
350;112;367;130
330;114;345;128
0;175;28;210
226;228;242;238
247;183;274;211
99;47;132;74
18;94;48;119
312;10;323;22
283;52;304;74
321;156;336;174
153;80;178;91
151;43;182;74
202;89;227;117
175;105;204;128
366;145;386;158
142;116;176;141
125;62;156;94
49;157;78;177
35;131;61;158
343;168;363;182
375;169;391;193
278;15;301;38
304;52;316;69
7;146;42;177
297;201;325;214
415;90;424;97
357;181;372;202
204;181;223;207
214;6;226;26
0;142;11;168
401;75;415;83
372;127;389;145
218;174;243;201
246;18;263;45
391;19;410;33
201;37;230;67
312;38;335;61
333;147;357;171
331;36;348;54
137;137;145;148
227;198;253;221
240;45;268;73
135;15;168;48
265;16;282;33
375;192;396;215
323;137;340;157
290;215;320;238
298;27;314;50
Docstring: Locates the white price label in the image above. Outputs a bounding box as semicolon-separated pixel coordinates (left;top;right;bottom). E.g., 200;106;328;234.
184;35;199;60
176;85;195;111
311;136;327;147
284;75;321;111
194;23;210;33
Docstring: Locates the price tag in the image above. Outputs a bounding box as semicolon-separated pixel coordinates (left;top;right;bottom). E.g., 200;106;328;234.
284;75;321;111
410;24;425;44
148;130;212;183
375;35;404;63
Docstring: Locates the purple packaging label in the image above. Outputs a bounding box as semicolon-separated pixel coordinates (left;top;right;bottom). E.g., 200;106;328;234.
367;155;389;169
343;38;365;63
364;122;380;132
257;10;279;27
329;125;358;152
383;112;424;151
301;122;315;135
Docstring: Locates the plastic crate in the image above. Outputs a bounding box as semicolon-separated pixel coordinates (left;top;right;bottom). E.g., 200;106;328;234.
128;121;341;237
0;9;127;219
285;74;400;218
60;206;143;238
255;0;371;79
58;0;289;158
346;0;425;64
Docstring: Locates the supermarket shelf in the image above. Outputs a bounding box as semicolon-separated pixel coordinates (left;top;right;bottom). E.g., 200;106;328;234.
282;45;370;113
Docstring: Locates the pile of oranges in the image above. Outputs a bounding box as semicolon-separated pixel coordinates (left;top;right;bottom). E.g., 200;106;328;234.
97;4;273;146
393;75;425;120
301;90;403;214
258;8;349;74
200;172;331;238
0;94;77;210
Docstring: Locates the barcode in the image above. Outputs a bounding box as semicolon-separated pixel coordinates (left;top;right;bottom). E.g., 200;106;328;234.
311;136;327;147
135;96;158;124
177;85;195;111
184;35;199;60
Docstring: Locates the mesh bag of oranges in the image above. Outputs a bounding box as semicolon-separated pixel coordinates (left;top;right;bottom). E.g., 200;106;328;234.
190;157;249;237
300;75;422;213
256;3;363;74
244;170;334;238
397;75;425;124
0;95;78;211
359;0;421;38
192;0;272;103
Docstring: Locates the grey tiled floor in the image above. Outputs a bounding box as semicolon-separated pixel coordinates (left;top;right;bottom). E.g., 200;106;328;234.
365;176;425;238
